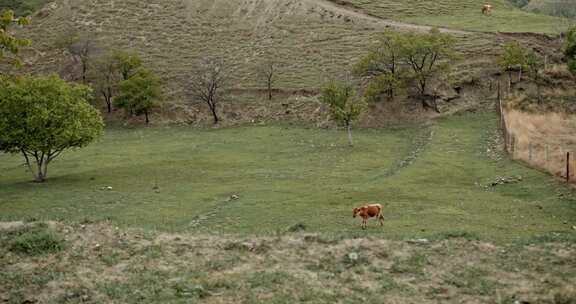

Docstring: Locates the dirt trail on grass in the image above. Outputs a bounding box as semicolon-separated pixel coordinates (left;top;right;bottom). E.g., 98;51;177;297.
368;126;434;181
306;0;471;34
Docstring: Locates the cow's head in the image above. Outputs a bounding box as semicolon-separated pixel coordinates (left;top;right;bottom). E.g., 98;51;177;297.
353;207;360;218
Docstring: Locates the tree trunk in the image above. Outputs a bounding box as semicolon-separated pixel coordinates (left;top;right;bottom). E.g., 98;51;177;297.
518;66;522;82
145;110;150;125
268;82;272;101
387;84;395;100
33;156;48;183
347;123;354;147
209;103;219;124
420;79;427;98
106;87;113;113
82;63;87;84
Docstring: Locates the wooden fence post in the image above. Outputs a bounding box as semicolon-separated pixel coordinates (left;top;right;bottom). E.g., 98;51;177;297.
567;152;571;183
545;145;549;169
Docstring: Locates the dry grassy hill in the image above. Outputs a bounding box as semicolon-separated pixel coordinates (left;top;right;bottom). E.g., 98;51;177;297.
10;0;568;125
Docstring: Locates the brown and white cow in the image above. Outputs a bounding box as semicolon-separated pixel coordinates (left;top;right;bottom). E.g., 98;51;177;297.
482;4;493;15
353;204;385;230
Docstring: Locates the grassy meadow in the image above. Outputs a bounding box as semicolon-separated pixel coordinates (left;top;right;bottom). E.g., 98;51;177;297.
330;0;569;33
1;111;575;241
1;1;576;302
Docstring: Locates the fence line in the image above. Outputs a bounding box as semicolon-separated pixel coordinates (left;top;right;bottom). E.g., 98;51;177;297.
498;83;575;183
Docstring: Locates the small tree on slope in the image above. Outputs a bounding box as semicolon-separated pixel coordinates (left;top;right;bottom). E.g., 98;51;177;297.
115;68;162;125
498;41;527;92
0;75;104;182
320;81;365;147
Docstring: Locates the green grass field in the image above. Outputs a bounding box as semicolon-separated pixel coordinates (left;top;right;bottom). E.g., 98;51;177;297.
1;111;575;241
330;0;568;33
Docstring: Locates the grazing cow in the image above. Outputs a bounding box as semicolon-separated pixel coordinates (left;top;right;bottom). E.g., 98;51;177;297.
353;204;384;230
482;4;493;15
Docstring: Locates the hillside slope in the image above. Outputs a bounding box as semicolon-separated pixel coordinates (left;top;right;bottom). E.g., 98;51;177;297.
8;0;565;127
19;0;561;95
22;0;390;92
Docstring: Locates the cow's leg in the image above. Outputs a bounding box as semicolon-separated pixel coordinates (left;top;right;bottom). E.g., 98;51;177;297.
379;214;384;226
362;218;367;230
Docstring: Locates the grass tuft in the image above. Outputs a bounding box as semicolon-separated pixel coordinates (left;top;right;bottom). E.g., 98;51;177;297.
8;225;65;255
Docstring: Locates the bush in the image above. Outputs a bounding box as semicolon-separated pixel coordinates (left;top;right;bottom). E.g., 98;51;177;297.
9;226;65;255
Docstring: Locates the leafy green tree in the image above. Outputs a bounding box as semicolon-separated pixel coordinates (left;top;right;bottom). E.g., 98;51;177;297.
564;27;576;75
397;29;456;103
354;31;403;100
0;9;30;68
0;75;104;182
498;41;527;90
115;69;162;124
320;81;365;146
363;73;402;103
113;50;143;80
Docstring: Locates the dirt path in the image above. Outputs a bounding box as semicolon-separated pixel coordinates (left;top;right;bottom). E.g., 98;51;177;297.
367;126;434;181
305;0;471;34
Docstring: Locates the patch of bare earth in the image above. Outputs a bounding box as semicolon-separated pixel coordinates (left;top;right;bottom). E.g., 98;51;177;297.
1;221;575;303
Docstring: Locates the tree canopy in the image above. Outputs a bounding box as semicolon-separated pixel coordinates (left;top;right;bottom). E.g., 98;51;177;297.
498;41;528;88
354;29;455;106
0;75;104;182
354;31;404;100
115;68;162;124
320;81;365;146
565;27;576;74
397;29;456;97
113;50;143;81
0;9;30;68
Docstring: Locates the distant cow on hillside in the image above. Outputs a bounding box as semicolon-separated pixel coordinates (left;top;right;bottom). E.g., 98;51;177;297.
353;204;385;230
482;4;493;15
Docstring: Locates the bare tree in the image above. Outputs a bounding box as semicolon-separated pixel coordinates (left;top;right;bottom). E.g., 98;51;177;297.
91;53;118;113
257;60;277;100
55;32;97;84
188;58;230;124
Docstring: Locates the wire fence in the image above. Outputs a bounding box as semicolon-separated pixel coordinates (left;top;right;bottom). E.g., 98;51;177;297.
498;91;576;183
